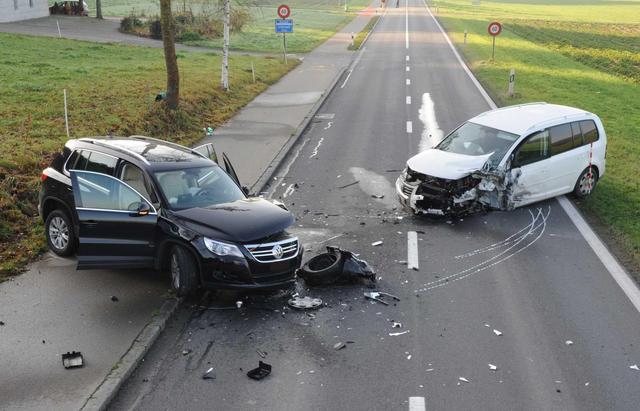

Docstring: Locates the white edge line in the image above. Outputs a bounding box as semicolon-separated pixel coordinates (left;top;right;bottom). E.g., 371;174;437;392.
409;396;426;411
421;0;640;313
420;0;497;110
557;196;640;313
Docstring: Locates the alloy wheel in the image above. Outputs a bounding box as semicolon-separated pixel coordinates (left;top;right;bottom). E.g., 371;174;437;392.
171;253;181;291
579;170;596;195
49;216;69;251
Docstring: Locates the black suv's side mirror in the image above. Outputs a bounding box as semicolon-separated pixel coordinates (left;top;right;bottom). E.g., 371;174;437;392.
137;202;151;216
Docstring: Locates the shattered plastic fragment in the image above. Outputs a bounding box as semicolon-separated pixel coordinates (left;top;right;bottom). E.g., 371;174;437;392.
182;349;192;356
371;194;385;199
334;342;346;350
565;340;573;346
371;241;383;246
389;330;410;336
236;301;243;309
247;361;272;380
365;291;400;306
61;351;84;369
488;364;497;371
459;377;470;383
630;364;640;371
110;295;119;302
493;329;502;336
288;296;323;310
202;367;216;380
392;322;402;328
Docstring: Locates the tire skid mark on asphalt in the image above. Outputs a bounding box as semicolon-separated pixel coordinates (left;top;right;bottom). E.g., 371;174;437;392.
267;137;310;198
454;217;539;259
415;207;551;293
309;137;325;159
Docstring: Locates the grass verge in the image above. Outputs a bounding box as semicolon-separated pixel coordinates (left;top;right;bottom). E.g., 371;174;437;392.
348;15;379;50
0;33;298;279
431;0;640;273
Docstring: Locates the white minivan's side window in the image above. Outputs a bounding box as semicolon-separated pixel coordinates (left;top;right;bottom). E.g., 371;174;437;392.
579;120;599;144
549;123;574;156
513;131;549;167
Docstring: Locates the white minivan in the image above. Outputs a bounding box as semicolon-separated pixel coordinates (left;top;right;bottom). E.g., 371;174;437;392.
396;103;606;215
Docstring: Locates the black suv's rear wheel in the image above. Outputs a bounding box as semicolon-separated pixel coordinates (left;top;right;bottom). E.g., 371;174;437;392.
45;209;76;257
169;245;199;297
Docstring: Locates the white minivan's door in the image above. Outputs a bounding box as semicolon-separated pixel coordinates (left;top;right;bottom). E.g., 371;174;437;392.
509;130;551;207
544;122;589;196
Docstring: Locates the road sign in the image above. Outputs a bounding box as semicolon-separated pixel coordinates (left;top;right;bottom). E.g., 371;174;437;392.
275;19;293;33
488;21;502;36
277;4;290;19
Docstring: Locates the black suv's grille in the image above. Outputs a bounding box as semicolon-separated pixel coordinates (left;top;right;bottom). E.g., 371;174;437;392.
244;237;299;263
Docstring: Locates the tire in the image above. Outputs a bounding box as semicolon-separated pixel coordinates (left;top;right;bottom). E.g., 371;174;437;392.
573;167;598;198
169;245;199;297
45;209;76;257
298;250;345;286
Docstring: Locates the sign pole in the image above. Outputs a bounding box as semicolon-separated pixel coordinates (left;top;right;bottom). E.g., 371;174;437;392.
492;36;495;60
283;33;288;64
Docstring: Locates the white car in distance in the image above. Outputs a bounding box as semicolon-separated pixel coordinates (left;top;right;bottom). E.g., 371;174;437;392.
396;103;606;216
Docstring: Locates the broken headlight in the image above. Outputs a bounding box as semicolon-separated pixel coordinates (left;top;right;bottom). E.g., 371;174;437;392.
204;237;244;258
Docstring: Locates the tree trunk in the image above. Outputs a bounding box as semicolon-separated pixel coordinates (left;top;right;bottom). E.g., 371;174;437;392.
160;0;180;109
221;0;230;91
95;0;103;19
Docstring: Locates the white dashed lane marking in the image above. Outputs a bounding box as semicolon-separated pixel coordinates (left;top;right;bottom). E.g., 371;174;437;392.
406;121;413;133
406;96;411;104
409;397;426;411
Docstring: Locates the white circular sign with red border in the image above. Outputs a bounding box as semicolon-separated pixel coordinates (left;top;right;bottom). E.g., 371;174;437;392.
488;21;502;36
277;4;290;19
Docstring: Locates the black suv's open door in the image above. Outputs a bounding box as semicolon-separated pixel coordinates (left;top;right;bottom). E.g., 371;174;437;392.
70;170;158;269
222;153;243;189
193;143;218;164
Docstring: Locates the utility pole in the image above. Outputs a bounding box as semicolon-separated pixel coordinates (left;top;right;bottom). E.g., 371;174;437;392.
221;0;230;91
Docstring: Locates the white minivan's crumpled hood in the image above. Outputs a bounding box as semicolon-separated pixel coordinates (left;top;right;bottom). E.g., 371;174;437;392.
406;149;492;180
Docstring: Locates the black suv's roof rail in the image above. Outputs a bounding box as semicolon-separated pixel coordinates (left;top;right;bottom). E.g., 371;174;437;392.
78;138;151;165
128;135;207;159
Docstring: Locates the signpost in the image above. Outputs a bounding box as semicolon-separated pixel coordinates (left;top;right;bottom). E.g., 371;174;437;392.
508;68;516;97
487;21;502;60
275;5;292;64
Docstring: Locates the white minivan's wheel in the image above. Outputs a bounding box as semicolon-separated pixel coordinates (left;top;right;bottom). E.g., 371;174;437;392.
45;209;76;257
573;167;598;198
169;245;199;297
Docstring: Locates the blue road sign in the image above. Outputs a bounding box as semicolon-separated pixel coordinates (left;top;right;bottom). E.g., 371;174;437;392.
275;19;293;33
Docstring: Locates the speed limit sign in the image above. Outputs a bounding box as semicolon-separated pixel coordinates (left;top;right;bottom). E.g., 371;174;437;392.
487;21;502;36
277;4;290;19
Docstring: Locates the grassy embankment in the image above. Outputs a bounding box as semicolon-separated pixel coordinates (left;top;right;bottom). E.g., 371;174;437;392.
0;33;298;278
69;0;375;53
430;0;640;271
348;15;379;50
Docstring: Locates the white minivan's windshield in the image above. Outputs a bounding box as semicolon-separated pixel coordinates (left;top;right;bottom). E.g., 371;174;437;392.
155;166;245;210
436;122;519;163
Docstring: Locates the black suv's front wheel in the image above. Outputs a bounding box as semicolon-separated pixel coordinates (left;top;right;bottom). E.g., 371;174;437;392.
169;245;199;297
45;209;76;257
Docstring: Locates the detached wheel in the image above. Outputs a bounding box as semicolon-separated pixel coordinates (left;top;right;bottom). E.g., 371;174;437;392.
45;209;76;257
573;167;598;198
169;245;199;297
299;250;345;286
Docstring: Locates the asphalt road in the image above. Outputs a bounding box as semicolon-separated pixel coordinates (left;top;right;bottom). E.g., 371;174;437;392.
110;2;640;410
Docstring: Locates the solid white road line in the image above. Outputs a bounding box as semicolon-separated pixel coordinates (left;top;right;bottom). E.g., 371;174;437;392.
340;46;367;89
557;196;640;313
406;96;412;104
408;231;419;270
419;0;640;313
406;121;413;133
409;396;426;411
405;0;409;49
406;78;411;85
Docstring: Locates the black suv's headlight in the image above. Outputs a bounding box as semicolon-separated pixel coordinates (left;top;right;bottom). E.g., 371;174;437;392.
203;237;244;258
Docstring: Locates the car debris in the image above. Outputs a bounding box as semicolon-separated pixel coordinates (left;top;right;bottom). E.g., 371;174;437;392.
182;349;192;356
371;194;385;199
493;329;503;336
256;349;268;358
459;377;470;383
288;296;323;310
334;342;347;350
110;295;119;302
389;330;410;337
489;364;498;371
298;247;376;286
61;351;84;369
565;340;574;346
337;180;359;189
236;301;243;309
202;367;216;380
630;364;640;371
392;322;402;328
0;321;5;326
247;361;272;380
371;241;383;246
364;291;400;306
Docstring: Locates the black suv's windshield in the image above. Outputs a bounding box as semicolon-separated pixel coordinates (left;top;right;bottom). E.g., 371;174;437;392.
436;122;519;164
155;166;245;210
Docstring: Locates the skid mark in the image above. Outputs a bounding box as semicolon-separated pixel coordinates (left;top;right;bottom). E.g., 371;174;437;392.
454;218;538;259
324;122;333;130
309;137;325;159
416;207;551;293
418;92;443;152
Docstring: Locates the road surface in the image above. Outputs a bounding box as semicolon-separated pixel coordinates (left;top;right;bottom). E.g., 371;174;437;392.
111;2;640;410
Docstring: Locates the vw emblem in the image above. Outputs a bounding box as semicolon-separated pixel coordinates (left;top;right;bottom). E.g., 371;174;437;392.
272;245;284;259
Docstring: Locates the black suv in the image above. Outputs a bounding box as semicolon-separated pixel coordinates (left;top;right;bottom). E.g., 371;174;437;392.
39;136;302;295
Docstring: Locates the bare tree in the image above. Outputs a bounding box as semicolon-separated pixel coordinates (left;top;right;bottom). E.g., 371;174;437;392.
160;0;180;109
95;0;103;19
221;0;230;91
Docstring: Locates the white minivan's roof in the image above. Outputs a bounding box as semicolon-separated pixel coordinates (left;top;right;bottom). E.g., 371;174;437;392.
469;103;591;136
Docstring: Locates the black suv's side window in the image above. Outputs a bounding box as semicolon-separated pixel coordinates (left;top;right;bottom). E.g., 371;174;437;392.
549;123;574;156
579;120;599;144
513;130;549;167
64;150;80;173
85;152;117;175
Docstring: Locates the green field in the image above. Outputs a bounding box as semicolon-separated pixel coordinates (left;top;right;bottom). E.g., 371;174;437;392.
431;0;640;269
0;33;297;277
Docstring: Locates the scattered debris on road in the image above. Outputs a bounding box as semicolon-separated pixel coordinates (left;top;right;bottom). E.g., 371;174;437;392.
364;291;400;306
371;241;383;246
298;247;376;286
565;340;574;346
337;180;359;189
371;194;385;199
247;361;272;380
236;301;243;309
392;322;402;328
61;351;84;369
493;329;503;336
630;364;640;371
389;330;410;337
202;367;216;380
459;377;470;383
110;295;119;302
256;349;267;358
182;349;192;356
489;364;498;371
288;296;323;310
0;321;5;326
334;342;346;350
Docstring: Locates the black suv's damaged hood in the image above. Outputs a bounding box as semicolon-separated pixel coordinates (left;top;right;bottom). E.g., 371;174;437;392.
172;198;294;243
